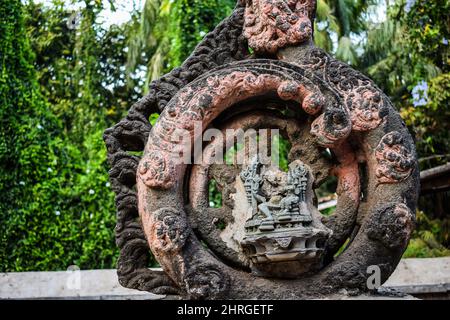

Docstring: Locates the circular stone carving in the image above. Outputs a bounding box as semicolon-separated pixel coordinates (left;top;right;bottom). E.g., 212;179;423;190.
105;2;418;299
133;59;419;299
188;109;334;269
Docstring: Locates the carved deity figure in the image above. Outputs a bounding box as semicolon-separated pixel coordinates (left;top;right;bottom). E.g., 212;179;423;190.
240;156;312;232
279;162;308;220
240;156;277;230
240;156;263;216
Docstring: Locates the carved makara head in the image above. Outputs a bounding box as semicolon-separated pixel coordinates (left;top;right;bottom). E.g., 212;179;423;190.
239;159;332;278
243;0;317;54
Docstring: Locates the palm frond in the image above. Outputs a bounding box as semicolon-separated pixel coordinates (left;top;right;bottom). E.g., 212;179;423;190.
336;36;358;65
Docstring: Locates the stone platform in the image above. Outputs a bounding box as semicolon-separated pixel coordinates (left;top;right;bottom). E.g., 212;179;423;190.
1;257;449;300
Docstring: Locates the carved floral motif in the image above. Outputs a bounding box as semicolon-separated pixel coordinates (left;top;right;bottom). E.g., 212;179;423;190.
375;131;415;184
367;202;415;250
151;207;189;252
138;153;175;189
346;86;386;131
295;48;388;132
184;264;229;299
310;107;352;147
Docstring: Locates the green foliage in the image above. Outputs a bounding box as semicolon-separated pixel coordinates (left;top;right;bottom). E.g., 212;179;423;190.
1;0;449;272
274;135;291;172
1;0;237;271
404;0;449;74
25;1;140;134
315;0;375;64
403;211;450;258
169;0;235;66
362;0;450;169
0;0;132;271
126;0;235;88
0;0;56;270
208;179;222;208
1;127;118;271
401;73;450;160
357;0;450;257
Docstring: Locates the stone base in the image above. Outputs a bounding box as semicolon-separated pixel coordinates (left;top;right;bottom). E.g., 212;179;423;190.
0;269;169;300
1;258;448;299
322;292;418;300
241;227;328;278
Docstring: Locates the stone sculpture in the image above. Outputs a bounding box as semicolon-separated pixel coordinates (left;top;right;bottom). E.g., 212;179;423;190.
240;157;331;278
104;0;419;299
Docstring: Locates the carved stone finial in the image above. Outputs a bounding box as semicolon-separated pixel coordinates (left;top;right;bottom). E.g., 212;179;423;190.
243;0;317;54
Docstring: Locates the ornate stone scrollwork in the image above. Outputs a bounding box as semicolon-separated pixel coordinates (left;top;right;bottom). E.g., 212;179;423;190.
105;0;419;299
310;107;352;147
184;264;230;299
138;154;175;189
103;5;250;294
346;86;386;131
285;47;389;132
367;202;415;250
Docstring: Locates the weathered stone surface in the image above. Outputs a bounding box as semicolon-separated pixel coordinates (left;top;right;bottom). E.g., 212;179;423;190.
243;0;316;54
0;269;168;300
2;258;449;299
103;4;249;294
239;158;331;278
104;0;419;299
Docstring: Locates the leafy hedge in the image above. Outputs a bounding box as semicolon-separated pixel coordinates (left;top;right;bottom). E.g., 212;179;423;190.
0;0;236;272
0;0;118;272
1;0;448;272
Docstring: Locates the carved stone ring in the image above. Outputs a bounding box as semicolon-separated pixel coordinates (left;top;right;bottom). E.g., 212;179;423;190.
104;0;419;299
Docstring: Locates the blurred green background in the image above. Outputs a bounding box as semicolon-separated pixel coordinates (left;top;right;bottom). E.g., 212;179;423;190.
0;0;449;272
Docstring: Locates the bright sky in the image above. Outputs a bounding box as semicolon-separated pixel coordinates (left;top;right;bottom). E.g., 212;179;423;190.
33;0;388;29
99;0;144;27
34;0;144;28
